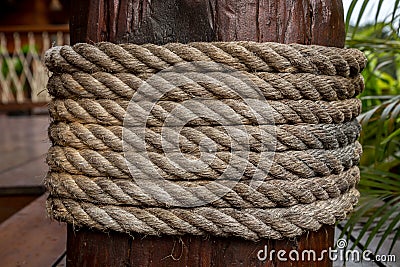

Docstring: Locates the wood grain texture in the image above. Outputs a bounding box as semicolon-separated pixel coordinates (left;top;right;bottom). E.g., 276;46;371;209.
67;225;335;267
0;195;38;223
0;156;47;189
0;115;49;173
70;0;345;47
0;195;66;267
67;0;345;266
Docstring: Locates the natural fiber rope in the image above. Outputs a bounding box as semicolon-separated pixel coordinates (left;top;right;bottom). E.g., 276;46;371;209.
45;166;359;208
48;98;361;126
45;42;366;77
45;41;365;240
47;142;362;180
48;119;361;153
47;188;359;240
47;72;364;101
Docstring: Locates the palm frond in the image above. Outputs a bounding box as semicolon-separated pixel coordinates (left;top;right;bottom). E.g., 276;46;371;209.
346;0;400;37
346;0;361;34
352;0;371;39
339;0;400;255
342;168;400;254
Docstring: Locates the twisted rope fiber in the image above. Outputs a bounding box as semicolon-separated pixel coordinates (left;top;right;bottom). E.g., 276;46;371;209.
48;98;361;127
45;41;366;77
46;166;360;208
47;71;364;101
45;42;365;240
47;188;359;240
49;120;361;153
46;142;362;181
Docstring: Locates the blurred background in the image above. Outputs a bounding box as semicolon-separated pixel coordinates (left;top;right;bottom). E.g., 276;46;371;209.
0;0;69;113
340;1;400;265
0;1;70;265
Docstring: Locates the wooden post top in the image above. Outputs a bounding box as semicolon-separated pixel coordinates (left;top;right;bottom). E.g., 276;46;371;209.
70;0;345;47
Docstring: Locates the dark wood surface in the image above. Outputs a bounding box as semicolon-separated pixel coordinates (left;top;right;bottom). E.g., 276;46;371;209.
0;115;49;188
67;0;345;266
0;114;48;224
68;225;335;267
0;156;47;190
0;102;49;112
70;0;344;47
0;194;67;267
0;194;38;223
0;114;66;266
0;24;69;33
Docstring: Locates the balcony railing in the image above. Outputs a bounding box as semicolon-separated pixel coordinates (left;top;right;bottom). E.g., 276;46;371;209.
0;25;69;110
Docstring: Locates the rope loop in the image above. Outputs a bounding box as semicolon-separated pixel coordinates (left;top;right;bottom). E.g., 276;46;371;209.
45;41;365;240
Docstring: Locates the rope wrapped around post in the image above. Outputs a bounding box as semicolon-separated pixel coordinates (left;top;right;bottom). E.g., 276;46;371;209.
45;41;366;240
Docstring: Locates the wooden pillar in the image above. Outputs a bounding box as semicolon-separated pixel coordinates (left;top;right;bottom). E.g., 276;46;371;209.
67;1;345;266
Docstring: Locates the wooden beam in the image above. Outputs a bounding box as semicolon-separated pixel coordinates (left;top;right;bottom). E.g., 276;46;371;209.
67;225;335;266
0;195;66;266
66;0;345;266
0;24;69;33
0;102;48;112
70;0;344;47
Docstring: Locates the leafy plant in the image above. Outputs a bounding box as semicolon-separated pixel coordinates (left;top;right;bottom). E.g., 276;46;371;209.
340;0;400;255
0;44;37;96
1;44;32;77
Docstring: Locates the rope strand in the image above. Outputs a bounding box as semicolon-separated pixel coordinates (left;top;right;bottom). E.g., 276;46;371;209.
48;120;361;153
45;42;366;77
48;98;361;126
45;167;359;208
47;188;359;240
47;71;364;101
46;142;362;180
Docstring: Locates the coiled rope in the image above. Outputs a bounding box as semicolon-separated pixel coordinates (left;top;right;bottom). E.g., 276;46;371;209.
48;120;361;152
45;41;366;240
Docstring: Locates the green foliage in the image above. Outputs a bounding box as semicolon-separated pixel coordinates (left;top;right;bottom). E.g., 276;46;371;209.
0;44;37;94
346;96;400;254
1;56;23;77
346;0;400;39
341;0;400;254
1;44;35;77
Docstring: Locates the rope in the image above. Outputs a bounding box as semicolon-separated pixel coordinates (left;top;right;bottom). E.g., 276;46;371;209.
47;188;360;240
48;119;361;152
44;41;365;240
47;142;362;180
47;71;364;101
45;42;366;77
45;167;359;208
48;98;361;126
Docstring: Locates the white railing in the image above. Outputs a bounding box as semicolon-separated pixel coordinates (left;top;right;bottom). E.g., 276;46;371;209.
0;25;69;106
